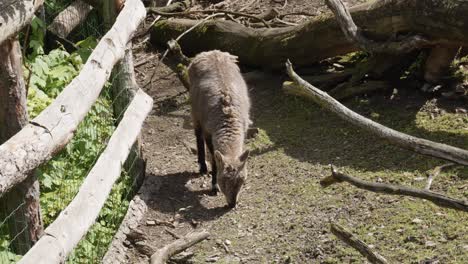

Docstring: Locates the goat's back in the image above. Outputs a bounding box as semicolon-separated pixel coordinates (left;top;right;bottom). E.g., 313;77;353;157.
188;50;250;135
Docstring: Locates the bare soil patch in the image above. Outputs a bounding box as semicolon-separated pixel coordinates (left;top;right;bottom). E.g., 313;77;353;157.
121;1;468;263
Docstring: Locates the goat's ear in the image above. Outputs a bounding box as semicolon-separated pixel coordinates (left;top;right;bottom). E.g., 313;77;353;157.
239;150;250;163
214;150;225;167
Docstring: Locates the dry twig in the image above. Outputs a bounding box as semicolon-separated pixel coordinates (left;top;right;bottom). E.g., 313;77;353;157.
147;9;270;28
150;231;210;264
321;166;468;212
331;223;388;264
425;163;456;190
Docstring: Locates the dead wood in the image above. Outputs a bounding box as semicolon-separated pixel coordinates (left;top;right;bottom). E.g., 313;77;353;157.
331;222;388;264
148;9;270;28
150;230;210;264
325;0;430;54
321;166;468;212
425;163;456;190
284;60;468;166
166;39;191;90
151;0;468;69
424;45;460;84
147;0;192;14
47;0;93;39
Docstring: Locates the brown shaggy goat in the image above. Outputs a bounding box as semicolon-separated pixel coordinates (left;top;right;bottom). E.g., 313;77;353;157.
188;50;251;208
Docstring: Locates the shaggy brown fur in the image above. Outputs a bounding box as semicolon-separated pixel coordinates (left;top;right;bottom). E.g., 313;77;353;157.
188;50;251;208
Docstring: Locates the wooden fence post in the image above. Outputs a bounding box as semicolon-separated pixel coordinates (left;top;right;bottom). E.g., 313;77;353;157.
0;37;43;254
103;0;146;189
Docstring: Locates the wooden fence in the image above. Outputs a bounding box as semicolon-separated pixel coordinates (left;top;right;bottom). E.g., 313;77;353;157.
0;0;150;262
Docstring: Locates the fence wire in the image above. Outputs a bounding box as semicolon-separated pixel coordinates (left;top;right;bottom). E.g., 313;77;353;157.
0;1;143;263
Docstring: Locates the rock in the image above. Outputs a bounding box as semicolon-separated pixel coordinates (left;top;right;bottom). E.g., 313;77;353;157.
126;228;146;243
425;241;437;248
146;220;156;226
412;218;423;224
135;241;155;257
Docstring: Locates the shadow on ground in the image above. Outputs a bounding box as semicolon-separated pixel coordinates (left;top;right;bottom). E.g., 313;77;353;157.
145;171;231;223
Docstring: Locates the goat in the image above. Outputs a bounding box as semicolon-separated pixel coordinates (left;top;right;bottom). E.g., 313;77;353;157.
187;50;251;208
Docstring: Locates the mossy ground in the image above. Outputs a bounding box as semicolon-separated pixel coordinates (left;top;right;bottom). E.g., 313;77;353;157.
185;74;467;263
128;0;467;262
128;65;467;263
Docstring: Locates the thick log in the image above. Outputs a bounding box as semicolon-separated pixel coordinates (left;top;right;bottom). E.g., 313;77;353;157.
0;0;44;44
151;0;468;68
18;89;153;264
47;0;94;39
424;45;460;84
331;223;388;264
0;38;43;254
325;0;429;54
321;166;468;212
284;61;468;166
0;0;146;195
150;231;210;264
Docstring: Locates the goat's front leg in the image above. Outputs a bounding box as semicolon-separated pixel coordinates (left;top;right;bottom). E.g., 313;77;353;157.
204;134;218;195
195;125;207;175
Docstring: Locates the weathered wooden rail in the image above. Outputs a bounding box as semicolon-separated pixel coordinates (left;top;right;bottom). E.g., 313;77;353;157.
0;0;44;44
0;0;146;195
0;0;150;261
19;90;152;264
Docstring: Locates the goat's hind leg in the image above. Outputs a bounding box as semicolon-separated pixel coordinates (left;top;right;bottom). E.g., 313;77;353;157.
195;125;208;175
205;134;218;195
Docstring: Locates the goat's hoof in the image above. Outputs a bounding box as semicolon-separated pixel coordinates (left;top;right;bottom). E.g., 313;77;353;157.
199;166;208;175
209;185;218;196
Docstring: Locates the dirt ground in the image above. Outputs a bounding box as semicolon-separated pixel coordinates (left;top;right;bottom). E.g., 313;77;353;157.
121;0;468;263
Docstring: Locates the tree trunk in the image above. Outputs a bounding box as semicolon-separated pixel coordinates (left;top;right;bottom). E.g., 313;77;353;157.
0;38;43;254
151;0;468;69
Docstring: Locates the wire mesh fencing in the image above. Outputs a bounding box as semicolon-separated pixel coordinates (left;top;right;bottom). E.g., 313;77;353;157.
0;1;144;262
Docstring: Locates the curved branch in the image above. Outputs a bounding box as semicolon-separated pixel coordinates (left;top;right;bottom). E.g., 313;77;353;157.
284;60;468;166
321;166;468;212
150;231;210;264
331;223;389;264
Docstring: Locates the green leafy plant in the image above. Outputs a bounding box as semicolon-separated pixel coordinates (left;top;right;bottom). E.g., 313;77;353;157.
2;10;134;263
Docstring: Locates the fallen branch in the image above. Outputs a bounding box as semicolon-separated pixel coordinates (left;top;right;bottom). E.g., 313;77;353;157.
321;166;468;212
425;163;456;190
145;13;222;89
325;0;430;54
331;222;388;264
150;230;210;264
135;0;189;39
147;9;270;28
284;60;468;166
166;40;191;90
151;0;468;69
